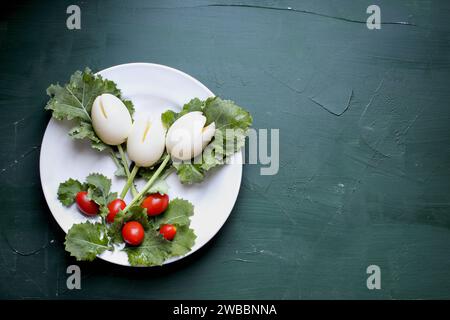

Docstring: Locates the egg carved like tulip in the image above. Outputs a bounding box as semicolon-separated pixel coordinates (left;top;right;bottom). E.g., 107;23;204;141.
127;116;166;167
166;111;216;161
91;93;132;145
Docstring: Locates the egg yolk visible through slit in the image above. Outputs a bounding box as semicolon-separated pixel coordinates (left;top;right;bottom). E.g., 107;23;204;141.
142;120;151;143
99;98;108;119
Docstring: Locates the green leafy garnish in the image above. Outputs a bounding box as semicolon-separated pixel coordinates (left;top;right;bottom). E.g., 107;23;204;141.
168;225;196;257
147;179;169;195
161;97;252;184
57;178;85;206
64;222;111;261
45;68;134;151
124;226;196;266
109;150;127;177
57;174;117;220
153;198;194;227
60;175;197;265
172;162;204;184
108;206;150;244
107;199;196;266
161;98;204;127
85;173;116;207
138;198;196;265
125;230;171;266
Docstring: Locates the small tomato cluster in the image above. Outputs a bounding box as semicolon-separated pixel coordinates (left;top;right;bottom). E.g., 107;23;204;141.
74;192;176;246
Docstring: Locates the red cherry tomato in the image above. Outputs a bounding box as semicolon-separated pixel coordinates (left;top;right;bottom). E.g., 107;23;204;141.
159;224;177;241
75;191;99;216
106;199;126;223
141;193;169;216
122;221;145;246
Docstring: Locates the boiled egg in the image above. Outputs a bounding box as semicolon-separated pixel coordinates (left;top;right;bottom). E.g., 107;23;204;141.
127;116;166;167
166;111;216;160
91;93;132;145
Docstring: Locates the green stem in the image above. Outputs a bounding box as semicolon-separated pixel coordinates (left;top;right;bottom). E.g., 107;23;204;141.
118;144;138;197
109;149;122;170
122;155;170;214
120;165;139;199
159;166;175;181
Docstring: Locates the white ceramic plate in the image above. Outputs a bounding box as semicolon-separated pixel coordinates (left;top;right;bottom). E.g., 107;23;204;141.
40;63;242;266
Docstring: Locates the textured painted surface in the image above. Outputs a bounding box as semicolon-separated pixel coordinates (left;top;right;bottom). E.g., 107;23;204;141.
1;0;450;299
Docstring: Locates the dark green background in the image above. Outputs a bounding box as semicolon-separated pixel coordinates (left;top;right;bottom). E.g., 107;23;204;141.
1;0;450;299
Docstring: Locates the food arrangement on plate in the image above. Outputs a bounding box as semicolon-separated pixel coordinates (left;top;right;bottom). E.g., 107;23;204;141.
44;67;252;267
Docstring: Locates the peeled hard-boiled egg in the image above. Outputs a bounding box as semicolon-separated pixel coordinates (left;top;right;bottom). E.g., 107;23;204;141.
166;111;216;160
91;93;132;145
127;116;166;167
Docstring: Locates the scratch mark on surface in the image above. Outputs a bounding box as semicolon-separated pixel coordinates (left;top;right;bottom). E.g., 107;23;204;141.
207;67;225;88
344;150;384;170
258;249;287;261
402;109;423;136
236;246;287;261
357;77;394;158
263;69;305;95
0;117;25;130
225;258;255;263
155;4;416;26
0;145;40;175
309;89;354;116
359;78;385;122
209;4;416;26
21;270;46;296
3;233;55;256
359;134;391;158
242;177;298;225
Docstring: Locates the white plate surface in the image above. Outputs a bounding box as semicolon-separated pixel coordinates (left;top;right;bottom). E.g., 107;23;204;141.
40;63;242;266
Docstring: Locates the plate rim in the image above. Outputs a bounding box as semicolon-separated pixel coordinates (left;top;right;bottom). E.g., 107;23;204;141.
39;62;243;267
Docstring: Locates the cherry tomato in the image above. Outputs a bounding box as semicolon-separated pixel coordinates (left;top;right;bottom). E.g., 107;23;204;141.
141;193;169;216
159;224;177;241
75;191;99;216
122;221;145;246
106;199;126;223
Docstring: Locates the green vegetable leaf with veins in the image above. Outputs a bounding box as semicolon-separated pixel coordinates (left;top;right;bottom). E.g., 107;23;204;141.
108;206;150;244
109;150;127;177
57;178;86;206
125;226;196;266
172;162;204;184
68;122;106;151
45;68;134;151
57;173;117;220
153;198;194;227
125;230;171;266
124;199;196;266
168;225;196;257
162;97;252;184
85;173;115;207
65;222;111;261
147;179;169;195
161;98;204;128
